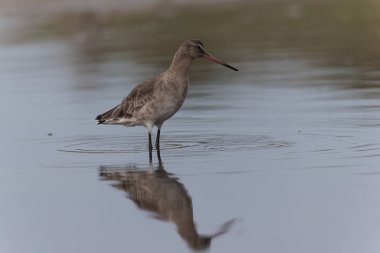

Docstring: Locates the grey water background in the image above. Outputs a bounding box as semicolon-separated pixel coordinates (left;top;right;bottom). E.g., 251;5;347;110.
1;0;380;252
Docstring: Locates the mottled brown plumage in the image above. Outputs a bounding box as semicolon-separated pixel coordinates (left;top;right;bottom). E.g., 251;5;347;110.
96;39;238;159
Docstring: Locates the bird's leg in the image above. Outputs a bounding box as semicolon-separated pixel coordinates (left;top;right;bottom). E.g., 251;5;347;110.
157;147;162;164
155;129;161;150
148;132;153;162
155;125;162;150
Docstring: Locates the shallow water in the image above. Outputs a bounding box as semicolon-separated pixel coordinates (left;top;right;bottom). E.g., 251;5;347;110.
1;1;380;253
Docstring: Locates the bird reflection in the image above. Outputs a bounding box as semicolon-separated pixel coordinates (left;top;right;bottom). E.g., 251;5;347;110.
99;151;236;251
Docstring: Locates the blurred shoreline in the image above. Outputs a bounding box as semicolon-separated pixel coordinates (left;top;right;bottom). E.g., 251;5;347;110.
2;0;380;89
0;0;323;16
1;0;247;16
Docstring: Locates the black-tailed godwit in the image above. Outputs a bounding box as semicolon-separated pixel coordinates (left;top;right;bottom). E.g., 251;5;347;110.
96;39;238;160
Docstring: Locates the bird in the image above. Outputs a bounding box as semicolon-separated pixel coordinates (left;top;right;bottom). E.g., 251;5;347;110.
96;39;238;160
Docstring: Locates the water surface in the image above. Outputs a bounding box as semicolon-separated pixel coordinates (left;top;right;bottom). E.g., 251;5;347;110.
1;1;380;252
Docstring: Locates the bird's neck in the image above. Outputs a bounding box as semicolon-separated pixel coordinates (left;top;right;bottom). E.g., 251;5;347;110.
167;50;193;78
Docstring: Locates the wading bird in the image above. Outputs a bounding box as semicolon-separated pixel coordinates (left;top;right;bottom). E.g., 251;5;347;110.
96;39;238;161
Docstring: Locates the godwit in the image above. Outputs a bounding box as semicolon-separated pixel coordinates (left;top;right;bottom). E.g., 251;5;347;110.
96;39;238;160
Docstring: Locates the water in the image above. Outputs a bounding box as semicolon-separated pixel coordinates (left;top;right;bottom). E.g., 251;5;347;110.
1;1;380;252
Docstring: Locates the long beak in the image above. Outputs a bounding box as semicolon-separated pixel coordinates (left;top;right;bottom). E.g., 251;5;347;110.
203;52;238;71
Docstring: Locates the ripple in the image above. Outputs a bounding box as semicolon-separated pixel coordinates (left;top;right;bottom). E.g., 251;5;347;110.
55;134;292;154
347;142;380;158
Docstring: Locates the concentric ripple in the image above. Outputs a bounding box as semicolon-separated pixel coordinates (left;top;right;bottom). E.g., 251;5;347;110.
55;134;292;154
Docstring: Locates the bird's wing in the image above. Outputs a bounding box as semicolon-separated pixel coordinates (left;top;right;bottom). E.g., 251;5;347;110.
96;76;160;124
121;78;157;116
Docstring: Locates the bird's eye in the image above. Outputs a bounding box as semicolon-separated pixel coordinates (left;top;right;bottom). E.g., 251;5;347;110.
197;45;202;50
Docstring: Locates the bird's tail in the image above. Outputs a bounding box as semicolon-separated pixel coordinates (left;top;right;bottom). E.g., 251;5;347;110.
95;105;121;124
96;104;134;125
96;114;105;124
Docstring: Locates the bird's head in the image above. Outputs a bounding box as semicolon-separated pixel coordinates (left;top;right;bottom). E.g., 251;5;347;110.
180;39;238;71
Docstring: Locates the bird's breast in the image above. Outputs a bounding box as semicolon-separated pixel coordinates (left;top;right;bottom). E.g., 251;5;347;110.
153;80;188;121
